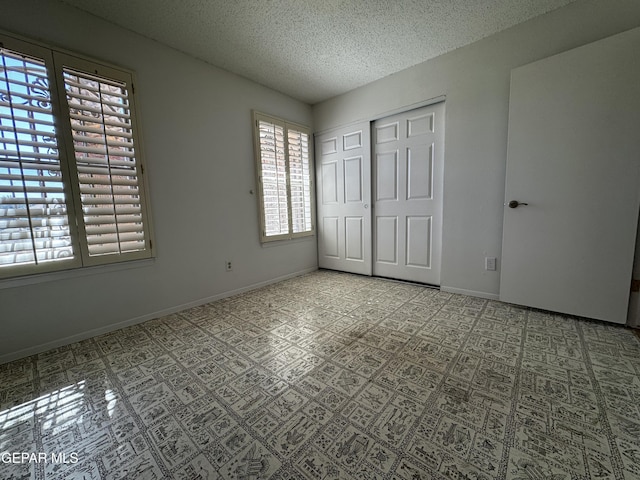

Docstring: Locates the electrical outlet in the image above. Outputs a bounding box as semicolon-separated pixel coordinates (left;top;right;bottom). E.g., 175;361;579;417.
225;260;232;271
485;257;497;271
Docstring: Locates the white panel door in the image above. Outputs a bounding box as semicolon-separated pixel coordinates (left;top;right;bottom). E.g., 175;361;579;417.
315;124;372;275
373;103;444;285
500;27;640;324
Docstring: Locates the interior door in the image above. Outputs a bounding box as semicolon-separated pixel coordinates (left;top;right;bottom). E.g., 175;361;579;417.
500;27;640;324
372;103;444;285
315;124;372;275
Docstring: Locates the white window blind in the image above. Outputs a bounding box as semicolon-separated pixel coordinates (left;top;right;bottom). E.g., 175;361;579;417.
288;128;312;234
0;44;77;272
62;68;146;257
257;119;289;237
253;112;314;242
0;34;152;279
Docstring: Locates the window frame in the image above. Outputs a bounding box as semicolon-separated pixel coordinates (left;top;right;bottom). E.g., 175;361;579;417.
0;31;154;280
252;111;315;243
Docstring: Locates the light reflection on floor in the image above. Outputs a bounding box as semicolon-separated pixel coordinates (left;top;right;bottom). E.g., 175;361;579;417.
1;381;86;434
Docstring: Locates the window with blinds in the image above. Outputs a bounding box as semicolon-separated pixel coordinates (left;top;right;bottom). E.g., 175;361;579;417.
0;33;152;279
0;45;76;272
62;67;147;258
253;112;314;242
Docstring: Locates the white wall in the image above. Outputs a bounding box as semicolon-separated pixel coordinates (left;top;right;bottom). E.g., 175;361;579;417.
313;0;640;300
0;0;317;362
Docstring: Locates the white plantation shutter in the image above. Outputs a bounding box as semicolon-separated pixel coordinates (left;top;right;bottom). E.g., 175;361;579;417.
253;112;314;242
288;128;312;234
257;119;289;237
60;65;148;259
0;33;153;279
0;42;80;275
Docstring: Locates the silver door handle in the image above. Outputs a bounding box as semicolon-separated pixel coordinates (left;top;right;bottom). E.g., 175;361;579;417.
507;200;528;208
364;204;369;209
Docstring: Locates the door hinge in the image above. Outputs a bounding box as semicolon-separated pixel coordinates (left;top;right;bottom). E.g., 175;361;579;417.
632;279;640;293
149;239;153;250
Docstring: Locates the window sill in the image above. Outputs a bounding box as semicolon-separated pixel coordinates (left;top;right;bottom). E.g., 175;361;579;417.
0;258;156;290
260;234;316;248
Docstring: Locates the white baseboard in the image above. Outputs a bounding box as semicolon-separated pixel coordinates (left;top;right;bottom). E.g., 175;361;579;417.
0;267;318;365
440;286;500;301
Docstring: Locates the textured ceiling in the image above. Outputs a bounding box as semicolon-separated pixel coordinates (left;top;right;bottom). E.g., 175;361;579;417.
60;0;579;104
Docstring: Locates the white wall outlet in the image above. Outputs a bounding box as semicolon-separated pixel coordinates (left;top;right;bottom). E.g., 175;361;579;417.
225;260;232;271
485;257;497;271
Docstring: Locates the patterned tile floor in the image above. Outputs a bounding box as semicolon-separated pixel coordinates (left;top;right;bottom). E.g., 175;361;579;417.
2;270;640;480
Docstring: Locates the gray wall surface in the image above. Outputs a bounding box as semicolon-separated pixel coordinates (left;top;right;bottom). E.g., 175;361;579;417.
313;0;640;301
0;0;316;362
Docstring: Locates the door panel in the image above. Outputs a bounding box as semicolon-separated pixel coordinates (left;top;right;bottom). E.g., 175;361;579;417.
345;217;364;261
376;216;398;264
406;216;431;268
321;163;338;203
376;151;398;201
376;122;398;143
322;217;339;258
315;124;372;275
344;157;363;202
372;103;444;284
343;131;363;150
407;144;432;199
500;27;640;324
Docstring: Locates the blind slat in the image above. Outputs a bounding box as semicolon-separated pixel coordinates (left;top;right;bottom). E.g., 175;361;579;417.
81;204;140;213
0;99;55;117
69;112;131;131
63;76;127;96
76;165;136;176
67;123;132;139
86;231;145;245
72;144;135;158
83;214;141;226
77;175;139;187
0;149;59;161
1;184;65;194
72;134;134;149
74;156;136;168
67;101;130;121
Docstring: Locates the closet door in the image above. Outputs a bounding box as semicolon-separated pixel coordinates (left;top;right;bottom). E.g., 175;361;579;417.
315;124;372;275
373;103;445;285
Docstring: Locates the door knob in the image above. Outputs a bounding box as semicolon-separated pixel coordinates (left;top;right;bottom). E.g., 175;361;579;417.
507;200;528;208
364;204;369;209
